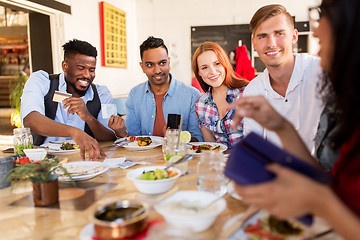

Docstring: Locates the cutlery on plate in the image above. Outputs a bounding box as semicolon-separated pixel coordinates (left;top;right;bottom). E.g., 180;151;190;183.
303;229;333;240
220;205;260;239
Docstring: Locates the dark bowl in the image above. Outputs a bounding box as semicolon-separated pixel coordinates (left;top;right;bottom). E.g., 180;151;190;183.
92;199;148;240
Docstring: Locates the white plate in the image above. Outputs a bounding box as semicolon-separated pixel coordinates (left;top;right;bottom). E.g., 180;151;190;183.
41;141;80;154
57;161;109;182
79;223;95;240
228;211;332;240
187;142;228;155
119;136;163;151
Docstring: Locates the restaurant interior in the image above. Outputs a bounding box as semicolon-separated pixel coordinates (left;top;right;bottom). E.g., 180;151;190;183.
0;0;345;239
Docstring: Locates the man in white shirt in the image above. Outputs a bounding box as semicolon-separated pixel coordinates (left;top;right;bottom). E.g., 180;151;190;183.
243;4;323;152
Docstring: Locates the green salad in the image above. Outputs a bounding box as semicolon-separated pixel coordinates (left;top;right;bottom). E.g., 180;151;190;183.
137;168;178;180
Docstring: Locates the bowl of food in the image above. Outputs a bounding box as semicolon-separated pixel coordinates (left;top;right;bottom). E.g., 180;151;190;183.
126;166;181;194
154;190;226;232
92;199;148;240
23;148;47;162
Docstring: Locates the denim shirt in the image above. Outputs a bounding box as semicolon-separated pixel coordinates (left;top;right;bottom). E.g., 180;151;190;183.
315;101;340;172
125;74;203;141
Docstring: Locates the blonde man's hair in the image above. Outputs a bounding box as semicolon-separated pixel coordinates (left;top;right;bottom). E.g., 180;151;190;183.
250;4;295;34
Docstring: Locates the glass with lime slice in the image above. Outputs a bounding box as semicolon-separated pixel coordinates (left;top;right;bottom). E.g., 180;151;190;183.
163;129;188;174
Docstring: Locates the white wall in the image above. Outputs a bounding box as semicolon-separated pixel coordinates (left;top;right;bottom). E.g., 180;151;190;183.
62;0;144;98
7;0;321;98
136;0;321;86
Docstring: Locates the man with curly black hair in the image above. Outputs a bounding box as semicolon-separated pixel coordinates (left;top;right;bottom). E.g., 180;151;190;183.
21;39;115;160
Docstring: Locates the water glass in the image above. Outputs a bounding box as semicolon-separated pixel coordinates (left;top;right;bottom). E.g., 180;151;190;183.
197;151;226;196
163;129;188;174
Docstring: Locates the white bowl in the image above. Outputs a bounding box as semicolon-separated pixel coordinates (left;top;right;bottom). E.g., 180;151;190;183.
154;190;226;232
126;166;181;194
23;148;47;161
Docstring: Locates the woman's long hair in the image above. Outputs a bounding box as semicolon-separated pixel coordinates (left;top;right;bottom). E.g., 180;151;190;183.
192;42;248;92
321;0;360;153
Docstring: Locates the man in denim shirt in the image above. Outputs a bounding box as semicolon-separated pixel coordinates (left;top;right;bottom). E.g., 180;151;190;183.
123;37;202;141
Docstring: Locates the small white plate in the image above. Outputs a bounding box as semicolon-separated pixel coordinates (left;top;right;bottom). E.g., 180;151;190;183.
79;223;95;240
187;142;228;155
57;161;109;182
118;136;163;151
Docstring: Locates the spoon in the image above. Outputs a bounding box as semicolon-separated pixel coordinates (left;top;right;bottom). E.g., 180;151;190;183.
187;191;231;212
164;154;193;171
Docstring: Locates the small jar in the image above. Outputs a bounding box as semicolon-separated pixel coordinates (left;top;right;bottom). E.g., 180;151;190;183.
13;128;33;154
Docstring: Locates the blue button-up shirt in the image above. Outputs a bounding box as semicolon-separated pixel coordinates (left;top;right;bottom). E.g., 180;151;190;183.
21;70;114;143
125;74;203;141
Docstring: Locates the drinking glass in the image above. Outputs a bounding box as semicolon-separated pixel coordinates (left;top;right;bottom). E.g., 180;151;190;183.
163;129;188;174
197;151;227;196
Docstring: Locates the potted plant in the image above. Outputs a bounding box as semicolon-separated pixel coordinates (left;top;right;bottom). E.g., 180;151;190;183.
9;160;73;207
9;73;28;128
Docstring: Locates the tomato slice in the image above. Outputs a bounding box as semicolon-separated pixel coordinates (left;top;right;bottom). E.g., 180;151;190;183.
18;157;30;164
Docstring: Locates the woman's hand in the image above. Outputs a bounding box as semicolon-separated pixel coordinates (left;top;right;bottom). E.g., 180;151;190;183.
231;96;288;133
235;164;330;219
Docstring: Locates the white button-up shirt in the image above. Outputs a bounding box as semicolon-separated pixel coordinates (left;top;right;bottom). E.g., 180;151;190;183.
243;53;324;153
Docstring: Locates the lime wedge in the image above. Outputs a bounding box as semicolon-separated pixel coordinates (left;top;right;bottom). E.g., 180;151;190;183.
180;131;191;143
168;155;183;162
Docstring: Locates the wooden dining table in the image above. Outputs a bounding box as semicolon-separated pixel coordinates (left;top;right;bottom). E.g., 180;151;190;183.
0;142;250;240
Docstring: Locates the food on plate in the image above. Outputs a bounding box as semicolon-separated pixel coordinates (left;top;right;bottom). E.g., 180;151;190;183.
55;163;105;176
244;215;303;240
189;144;221;153
60;142;80;150
126;136;152;146
126;136;136;142
137;168;178;180
15;157;30;165
14;155;57;165
137;137;152;146
158;199;218;214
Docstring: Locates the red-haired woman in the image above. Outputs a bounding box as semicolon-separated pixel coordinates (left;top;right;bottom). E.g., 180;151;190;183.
192;42;248;148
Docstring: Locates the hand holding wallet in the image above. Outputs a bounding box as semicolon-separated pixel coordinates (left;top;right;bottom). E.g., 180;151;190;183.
224;132;332;226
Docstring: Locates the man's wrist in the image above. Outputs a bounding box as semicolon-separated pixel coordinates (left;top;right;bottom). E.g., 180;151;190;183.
115;129;128;138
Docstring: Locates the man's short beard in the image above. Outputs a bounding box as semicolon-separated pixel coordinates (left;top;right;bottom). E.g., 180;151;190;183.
68;80;88;96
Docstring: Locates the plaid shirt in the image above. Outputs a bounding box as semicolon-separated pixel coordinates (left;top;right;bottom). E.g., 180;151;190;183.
196;87;245;149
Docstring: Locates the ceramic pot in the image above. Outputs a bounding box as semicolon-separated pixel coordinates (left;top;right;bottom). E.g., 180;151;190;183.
32;175;59;207
92;200;148;240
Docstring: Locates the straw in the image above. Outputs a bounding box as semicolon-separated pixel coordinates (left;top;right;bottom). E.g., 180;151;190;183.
176;114;183;150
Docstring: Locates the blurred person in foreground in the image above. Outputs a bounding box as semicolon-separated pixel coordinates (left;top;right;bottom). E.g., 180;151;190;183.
109;36;202;141
21;39;116;160
232;0;360;238
243;4;323;153
192;42;248;149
